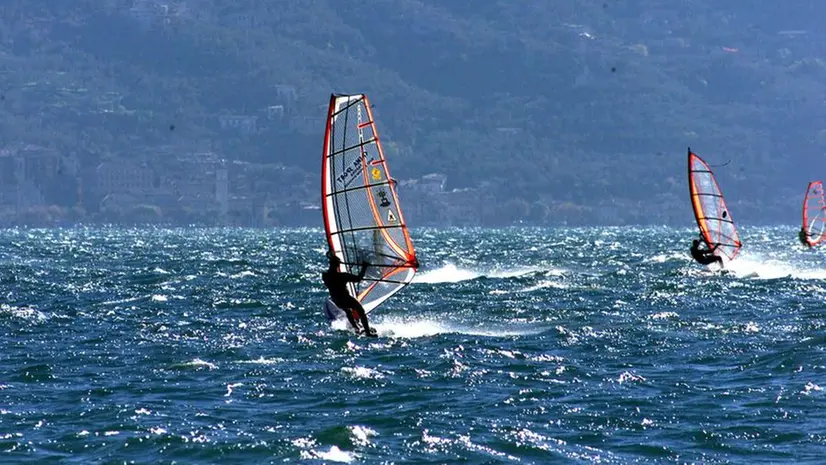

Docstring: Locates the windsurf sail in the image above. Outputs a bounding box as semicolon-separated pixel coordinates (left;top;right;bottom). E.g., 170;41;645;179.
802;180;826;247
321;93;418;313
687;148;742;261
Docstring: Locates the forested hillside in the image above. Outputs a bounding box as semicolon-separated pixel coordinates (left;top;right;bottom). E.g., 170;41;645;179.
1;0;824;226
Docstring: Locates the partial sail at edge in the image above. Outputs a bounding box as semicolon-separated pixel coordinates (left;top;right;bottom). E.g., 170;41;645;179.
687;148;742;261
321;93;418;313
802;180;826;247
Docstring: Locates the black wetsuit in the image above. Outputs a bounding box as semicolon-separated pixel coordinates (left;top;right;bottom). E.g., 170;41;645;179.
322;263;373;334
690;242;722;266
799;228;811;247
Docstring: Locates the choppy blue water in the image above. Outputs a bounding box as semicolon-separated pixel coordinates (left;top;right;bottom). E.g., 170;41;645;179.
2;227;825;464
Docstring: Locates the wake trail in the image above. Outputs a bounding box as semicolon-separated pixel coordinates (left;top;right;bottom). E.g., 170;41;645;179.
413;263;563;284
329;315;542;339
725;253;826;280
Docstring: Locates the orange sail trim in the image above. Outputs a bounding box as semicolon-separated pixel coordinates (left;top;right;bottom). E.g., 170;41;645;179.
364;99;417;257
357;266;409;302
321;95;337;254
802;180;826;247
321;93;418;313
687;148;742;261
357;97;413;262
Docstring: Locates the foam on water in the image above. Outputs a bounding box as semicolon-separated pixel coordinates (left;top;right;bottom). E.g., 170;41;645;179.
724;251;826;280
370;316;542;339
413;263;561;284
329;314;541;339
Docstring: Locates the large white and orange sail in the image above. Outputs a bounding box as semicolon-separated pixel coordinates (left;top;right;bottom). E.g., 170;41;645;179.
802;180;826;247
321;93;417;313
687;148;742;262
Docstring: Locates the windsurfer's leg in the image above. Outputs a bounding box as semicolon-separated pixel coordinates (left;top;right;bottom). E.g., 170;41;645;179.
343;308;360;330
696;255;717;266
353;303;375;336
703;255;724;267
333;297;360;330
336;296;366;332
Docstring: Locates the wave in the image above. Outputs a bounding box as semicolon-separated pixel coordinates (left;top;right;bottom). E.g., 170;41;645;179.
517;280;572;292
300;445;355;463
0;304;48;322
645;252;688;264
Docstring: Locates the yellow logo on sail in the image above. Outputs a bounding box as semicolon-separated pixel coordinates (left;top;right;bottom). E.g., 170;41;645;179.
371;167;382;181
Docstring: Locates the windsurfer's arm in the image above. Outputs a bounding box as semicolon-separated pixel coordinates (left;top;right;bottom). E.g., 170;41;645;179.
342;262;369;282
357;261;369;279
341;273;361;282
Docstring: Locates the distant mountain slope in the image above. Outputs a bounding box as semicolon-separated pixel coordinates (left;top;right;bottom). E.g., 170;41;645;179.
0;0;824;224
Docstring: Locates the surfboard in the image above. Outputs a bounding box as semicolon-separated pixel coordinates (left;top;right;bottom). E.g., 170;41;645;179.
688;148;742;266
320;93;418;328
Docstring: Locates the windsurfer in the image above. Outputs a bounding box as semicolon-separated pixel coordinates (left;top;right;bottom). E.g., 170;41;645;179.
322;251;377;337
690;238;723;266
799;227;811;247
